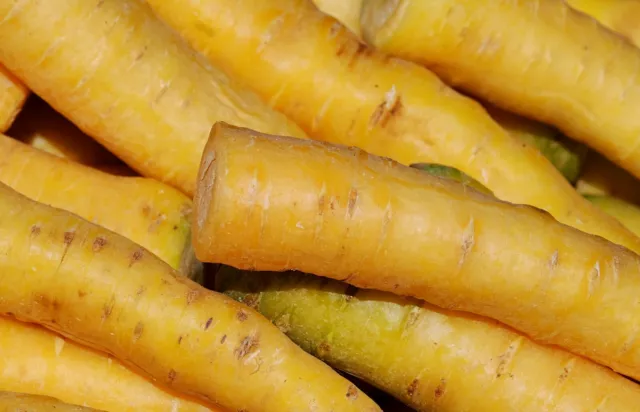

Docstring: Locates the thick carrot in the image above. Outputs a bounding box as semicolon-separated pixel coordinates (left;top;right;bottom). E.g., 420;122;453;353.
8;97;121;166
142;0;640;252
0;316;216;412
194;123;640;381
0;135;201;280
0;392;100;412
219;268;640;412
0;0;306;195
0;65;28;133
577;151;640;205
361;0;640;183
586;195;640;238
567;0;640;47
0;182;380;412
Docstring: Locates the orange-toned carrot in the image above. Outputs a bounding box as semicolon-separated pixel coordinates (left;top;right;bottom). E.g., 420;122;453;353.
0;181;380;412
360;0;640;184
142;0;640;252
0;316;215;412
194;123;640;381
0;135;200;279
0;0;306;195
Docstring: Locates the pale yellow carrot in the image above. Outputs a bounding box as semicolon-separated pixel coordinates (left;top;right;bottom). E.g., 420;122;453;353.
194;123;640;381
0;392;100;412
8;97;120;166
0;316;215;412
0;0;306;195
0;65;29;133
220;269;640;412
567;0;640;47
0;181;380;412
142;0;640;253
361;0;640;184
0;135;201;280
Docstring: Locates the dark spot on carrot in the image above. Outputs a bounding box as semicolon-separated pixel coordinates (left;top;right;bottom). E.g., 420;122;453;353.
236;310;248;322
241;293;260;309
318;195;326;215
102;297;115;321
132;322;144;342
96;0;105;7
181;99;191;109
346;188;358;218
347;43;370;69
178;335;183;345
496;339;521;378
220;334;227;344
336;42;348;57
374;84;379;88
167;369;177;384
154;83;169;103
344;284;359;299
329;198;337;210
30;224;41;236
204;317;213;330
394;283;400;289
129;248;144;267
173;225;178;231
77;290;87;298
317;341;331;356
407;379;419;398
64;231;75;245
134;46;148;62
369;93;403;129
186;289;200;305
234;334;260;360
92;237;107;252
434;379;446;400
136;286;146;298
36;295;61;311
141;205;151;217
346;384;358;401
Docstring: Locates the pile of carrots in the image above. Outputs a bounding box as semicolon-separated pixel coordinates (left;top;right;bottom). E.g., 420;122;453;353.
0;0;640;411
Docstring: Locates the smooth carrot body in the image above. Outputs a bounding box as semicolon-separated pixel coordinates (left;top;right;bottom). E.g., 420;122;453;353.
0;392;100;412
361;0;640;183
567;0;640;47
194;123;640;381
143;0;640;252
8;97;120;166
0;316;214;412
0;182;379;412
220;269;640;412
0;0;306;195
0;135;200;279
0;65;28;133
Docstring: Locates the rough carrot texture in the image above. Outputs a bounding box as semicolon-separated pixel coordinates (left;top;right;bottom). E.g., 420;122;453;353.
361;0;640;182
194;123;640;381
0;135;200;280
577;152;640;205
143;0;640;252
567;0;640;47
0;0;306;195
0;317;214;412
0;392;100;412
0;65;28;133
8;97;120;166
220;269;640;412
0;182;379;412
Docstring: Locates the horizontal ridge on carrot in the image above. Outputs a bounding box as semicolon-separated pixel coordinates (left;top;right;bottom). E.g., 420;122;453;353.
142;0;640;252
0;135;201;280
360;0;640;184
194;122;640;381
219;268;640;412
0;316;215;412
0;0;306;195
0;180;379;412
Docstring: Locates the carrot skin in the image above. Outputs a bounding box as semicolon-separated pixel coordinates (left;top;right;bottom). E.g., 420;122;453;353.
0;392;101;412
0;0;306;195
0;181;379;412
142;0;640;252
0;65;28;133
0;316;214;412
219;268;640;412
566;0;640;48
194;123;640;382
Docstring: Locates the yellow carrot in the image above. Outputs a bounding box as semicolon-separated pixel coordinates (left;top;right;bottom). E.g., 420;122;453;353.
567;0;640;47
8;97;120;166
194;123;640;381
0;135;201;280
0;316;215;412
0;0;306;195
577;151;640;206
585;195;640;238
0;182;380;412
0;65;28;133
220;269;640;412
142;0;640;253
361;0;640;183
0;392;100;412
311;0;363;38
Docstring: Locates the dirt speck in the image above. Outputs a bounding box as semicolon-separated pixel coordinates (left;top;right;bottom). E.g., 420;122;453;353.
434;379;446;400
220;334;227;344
63;231;75;245
92;237;107;252
132;322;144;342
407;379;419;398
234;334;259;360
167;369;177;384
77;290;87;298
129;249;144;267
236;310;248;322
204;317;213;330
30;224;41;236
346;384;358;400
